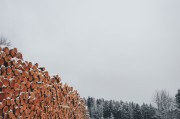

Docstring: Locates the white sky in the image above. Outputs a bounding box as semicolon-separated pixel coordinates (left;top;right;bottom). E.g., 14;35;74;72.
0;0;180;104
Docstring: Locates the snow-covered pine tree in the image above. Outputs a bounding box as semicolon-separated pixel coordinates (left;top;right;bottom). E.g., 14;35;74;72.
175;90;180;119
133;104;143;119
176;89;180;109
141;104;151;119
103;100;111;118
87;97;95;118
95;99;104;119
112;101;122;119
121;103;131;119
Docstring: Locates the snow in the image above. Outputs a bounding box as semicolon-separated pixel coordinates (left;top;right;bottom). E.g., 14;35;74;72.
20;92;25;95
9;78;14;81
17;69;22;73
37;82;43;84
11;57;19;62
0;65;5;68
2;85;6;88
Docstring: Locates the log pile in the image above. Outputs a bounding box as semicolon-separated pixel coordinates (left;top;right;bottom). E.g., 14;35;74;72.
0;47;88;119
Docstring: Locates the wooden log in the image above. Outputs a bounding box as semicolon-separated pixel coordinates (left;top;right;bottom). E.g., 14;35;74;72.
0;81;3;88
0;59;4;66
6;67;12;75
13;69;20;76
32;64;38;71
33;72;38;79
0;47;88;119
16;52;23;59
43;71;49;78
3;105;8;113
15;107;20;116
28;62;33;69
34;63;38;68
3;47;9;55
4;55;12;63
11;59;16;66
10;79;15;88
17;59;22;66
26;81;31;89
9;49;16;57
2;79;9;87
7;74;13;80
13;48;18;53
3;113;8;119
11;99;15;106
14;83;20;90
2;52;6;58
14;90;20;97
14;76;20;84
1;69;6;77
21;86;27;93
8;111;14;118
6;98;11;106
22;62;29;71
2;87;8;93
2;99;6;108
0;102;4;109
20;82;25;89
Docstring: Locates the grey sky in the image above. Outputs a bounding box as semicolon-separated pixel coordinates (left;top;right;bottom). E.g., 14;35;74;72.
0;0;180;104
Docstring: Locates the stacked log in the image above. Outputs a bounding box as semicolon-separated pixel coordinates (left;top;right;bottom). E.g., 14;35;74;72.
0;47;88;119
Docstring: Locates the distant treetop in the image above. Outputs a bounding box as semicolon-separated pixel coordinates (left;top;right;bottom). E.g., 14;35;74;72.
0;36;11;47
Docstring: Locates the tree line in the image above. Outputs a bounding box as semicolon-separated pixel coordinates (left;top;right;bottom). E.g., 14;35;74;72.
84;89;180;119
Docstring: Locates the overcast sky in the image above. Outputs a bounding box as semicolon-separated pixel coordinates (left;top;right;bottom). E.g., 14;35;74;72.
0;0;180;104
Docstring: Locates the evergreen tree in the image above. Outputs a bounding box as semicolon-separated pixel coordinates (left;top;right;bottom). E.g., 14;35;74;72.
121;104;130;119
103;100;111;118
85;97;177;119
176;89;180;109
141;104;151;119
128;102;135;119
112;101;122;119
94;99;104;119
133;104;142;119
87;97;94;108
87;97;95;118
175;89;180;119
113;110;122;119
148;104;160;119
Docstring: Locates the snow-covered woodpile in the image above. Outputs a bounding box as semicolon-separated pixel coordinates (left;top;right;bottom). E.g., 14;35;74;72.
0;47;88;119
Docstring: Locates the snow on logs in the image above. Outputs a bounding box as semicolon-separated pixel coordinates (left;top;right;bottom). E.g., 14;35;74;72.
0;47;88;119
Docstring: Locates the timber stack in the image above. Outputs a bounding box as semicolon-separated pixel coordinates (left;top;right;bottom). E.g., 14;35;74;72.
0;47;88;119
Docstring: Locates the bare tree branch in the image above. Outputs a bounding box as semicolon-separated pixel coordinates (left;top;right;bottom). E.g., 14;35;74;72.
153;90;175;119
0;36;11;46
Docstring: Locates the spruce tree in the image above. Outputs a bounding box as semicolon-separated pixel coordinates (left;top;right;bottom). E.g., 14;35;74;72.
103;100;111;118
176;89;180;109
133;104;142;119
121;104;130;119
175;90;180;119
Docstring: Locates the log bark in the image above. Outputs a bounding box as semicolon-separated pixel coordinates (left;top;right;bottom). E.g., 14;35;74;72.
0;47;88;119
